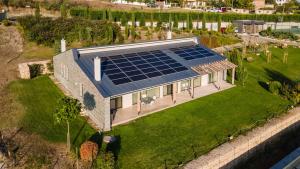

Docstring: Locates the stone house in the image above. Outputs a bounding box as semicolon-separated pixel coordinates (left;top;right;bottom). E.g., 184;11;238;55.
53;37;236;131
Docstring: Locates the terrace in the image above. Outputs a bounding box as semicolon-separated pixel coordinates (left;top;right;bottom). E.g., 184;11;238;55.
112;80;234;126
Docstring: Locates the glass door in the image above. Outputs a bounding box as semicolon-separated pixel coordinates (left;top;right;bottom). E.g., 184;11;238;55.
163;84;173;96
110;97;122;110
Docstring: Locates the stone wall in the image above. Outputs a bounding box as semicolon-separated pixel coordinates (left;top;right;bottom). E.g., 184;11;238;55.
185;107;300;169
53;50;111;131
18;60;51;79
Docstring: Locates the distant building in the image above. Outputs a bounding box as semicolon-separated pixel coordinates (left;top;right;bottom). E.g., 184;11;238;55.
276;0;289;5
253;0;266;9
184;0;206;8
0;9;6;21
233;20;265;34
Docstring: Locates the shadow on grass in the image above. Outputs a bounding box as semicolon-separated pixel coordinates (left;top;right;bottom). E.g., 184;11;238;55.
72;121;88;146
264;68;295;85
106;135;121;161
89;132;103;150
258;81;269;91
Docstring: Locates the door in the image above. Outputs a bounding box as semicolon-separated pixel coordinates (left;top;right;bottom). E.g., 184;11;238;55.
163;84;173;96
110;97;122;110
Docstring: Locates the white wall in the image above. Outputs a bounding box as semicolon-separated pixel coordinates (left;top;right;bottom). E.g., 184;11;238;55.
122;93;132;108
201;74;209;86
177;81;181;93
160;86;164;98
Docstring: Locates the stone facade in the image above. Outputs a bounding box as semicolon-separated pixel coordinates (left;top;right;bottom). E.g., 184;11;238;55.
53;50;111;131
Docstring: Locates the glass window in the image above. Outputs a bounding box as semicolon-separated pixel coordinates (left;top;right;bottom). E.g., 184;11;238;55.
181;80;191;91
163;85;172;96
132;93;138;105
141;87;160;99
209;73;217;83
194;77;201;87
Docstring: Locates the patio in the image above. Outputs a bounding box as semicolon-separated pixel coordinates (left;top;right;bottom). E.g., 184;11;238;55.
112;81;234;126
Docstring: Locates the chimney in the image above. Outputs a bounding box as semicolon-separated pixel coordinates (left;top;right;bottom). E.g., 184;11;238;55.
167;30;172;40
61;38;66;53
94;57;101;81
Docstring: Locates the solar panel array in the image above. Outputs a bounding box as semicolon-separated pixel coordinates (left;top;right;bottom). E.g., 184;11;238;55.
170;45;216;60
101;50;188;85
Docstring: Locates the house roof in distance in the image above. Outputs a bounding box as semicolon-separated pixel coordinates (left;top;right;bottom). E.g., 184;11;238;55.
73;37;226;98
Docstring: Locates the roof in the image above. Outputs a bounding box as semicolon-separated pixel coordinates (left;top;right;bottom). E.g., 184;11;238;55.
72;37;226;98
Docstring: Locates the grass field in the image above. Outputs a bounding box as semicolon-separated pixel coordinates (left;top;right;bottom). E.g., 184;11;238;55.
8;76;96;148
107;47;299;169
21;42;55;59
7;47;299;168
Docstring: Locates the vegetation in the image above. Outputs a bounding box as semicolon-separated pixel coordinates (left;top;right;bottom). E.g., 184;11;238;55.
54;96;82;152
106;46;300;169
28;64;43;79
17;16;124;47
260;27;298;41
70;8;300;23
8;76;96;148
269;81;282;95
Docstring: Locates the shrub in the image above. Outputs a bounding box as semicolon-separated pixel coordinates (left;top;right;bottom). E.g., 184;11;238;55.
46;61;54;73
269;81;282;95
29;64;44;79
80;141;98;161
2;19;11;26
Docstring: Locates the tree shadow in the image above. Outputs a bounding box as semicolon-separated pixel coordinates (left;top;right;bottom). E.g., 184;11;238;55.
106;135;121;161
264;68;295;85
88;132;103;150
258;81;269;90
72;121;88;145
83;92;96;111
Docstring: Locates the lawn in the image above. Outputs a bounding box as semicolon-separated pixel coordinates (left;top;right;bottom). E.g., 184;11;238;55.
21;41;55;59
8;76;96;148
107;47;300;169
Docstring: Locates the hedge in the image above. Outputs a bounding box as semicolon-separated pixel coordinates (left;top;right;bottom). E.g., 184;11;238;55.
70;7;300;23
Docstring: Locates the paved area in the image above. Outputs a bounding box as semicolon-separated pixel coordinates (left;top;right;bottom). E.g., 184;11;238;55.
112;81;233;126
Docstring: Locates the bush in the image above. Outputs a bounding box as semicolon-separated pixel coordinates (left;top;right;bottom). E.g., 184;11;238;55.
269;81;282;95
46;61;54;73
17;16;123;47
29;64;44;79
2;19;11;26
259;29;298;41
80;141;98;161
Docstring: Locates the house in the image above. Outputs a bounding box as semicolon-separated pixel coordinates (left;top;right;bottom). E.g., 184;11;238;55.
0;9;6;21
253;0;266;9
53;37;237;131
275;0;289;5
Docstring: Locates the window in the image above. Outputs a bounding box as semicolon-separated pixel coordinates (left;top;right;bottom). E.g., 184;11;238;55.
194;77;201;87
110;97;122;110
163;85;172;96
132;93;138;105
141;87;160;99
209;72;217;83
181;80;191;91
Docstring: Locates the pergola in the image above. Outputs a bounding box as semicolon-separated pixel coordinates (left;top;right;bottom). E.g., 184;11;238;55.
191;60;237;85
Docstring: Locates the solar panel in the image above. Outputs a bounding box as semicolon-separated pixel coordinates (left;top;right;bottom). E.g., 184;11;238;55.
101;50;189;85
172;45;216;60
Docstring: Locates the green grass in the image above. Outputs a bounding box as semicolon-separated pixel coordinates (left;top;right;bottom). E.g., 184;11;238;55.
21;42;55;59
8;76;96;147
107;47;300;169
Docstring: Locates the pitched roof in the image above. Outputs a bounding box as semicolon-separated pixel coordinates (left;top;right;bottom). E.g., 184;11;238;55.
73;38;226;98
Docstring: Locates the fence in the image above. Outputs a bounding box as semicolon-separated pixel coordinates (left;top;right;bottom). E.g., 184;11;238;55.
185;107;300;169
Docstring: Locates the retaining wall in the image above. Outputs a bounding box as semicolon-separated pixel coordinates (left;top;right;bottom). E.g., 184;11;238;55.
185;107;300;169
18;60;51;79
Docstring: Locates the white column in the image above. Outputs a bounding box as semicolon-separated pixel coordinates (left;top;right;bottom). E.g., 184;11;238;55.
177;81;181;94
159;86;164;98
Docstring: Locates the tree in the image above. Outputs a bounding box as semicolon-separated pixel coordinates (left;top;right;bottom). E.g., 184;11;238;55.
173;14;178;29
131;12;136;27
60;3;68;19
187;13;193;30
121;12;127;26
102;10;107;21
108;10;113;22
217;15;222;32
54;96;81;152
35;3;41;19
202;13;206;30
140;13;145;27
168;13;172;30
1;0;9;7
156;13;162;28
124;25;129;40
150;12;154;28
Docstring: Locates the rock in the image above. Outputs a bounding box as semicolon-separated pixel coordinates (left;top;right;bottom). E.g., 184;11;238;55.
103;136;117;144
80;141;98;161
